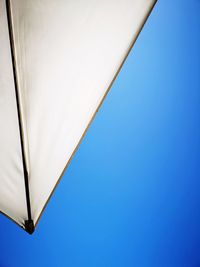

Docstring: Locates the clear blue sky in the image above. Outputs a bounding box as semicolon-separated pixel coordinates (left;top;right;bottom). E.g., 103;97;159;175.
1;1;200;266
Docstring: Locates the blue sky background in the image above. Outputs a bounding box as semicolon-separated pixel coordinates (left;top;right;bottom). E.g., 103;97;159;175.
1;1;200;266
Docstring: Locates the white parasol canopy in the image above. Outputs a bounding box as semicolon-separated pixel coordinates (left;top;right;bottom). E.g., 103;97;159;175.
0;0;156;234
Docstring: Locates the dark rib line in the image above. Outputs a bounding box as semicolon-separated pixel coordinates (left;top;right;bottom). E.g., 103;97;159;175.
5;0;34;233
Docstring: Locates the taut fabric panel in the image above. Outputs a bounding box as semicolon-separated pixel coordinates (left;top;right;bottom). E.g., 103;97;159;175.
0;0;27;226
10;0;156;223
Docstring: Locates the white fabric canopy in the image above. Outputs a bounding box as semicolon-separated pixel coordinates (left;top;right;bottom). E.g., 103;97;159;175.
0;0;156;233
